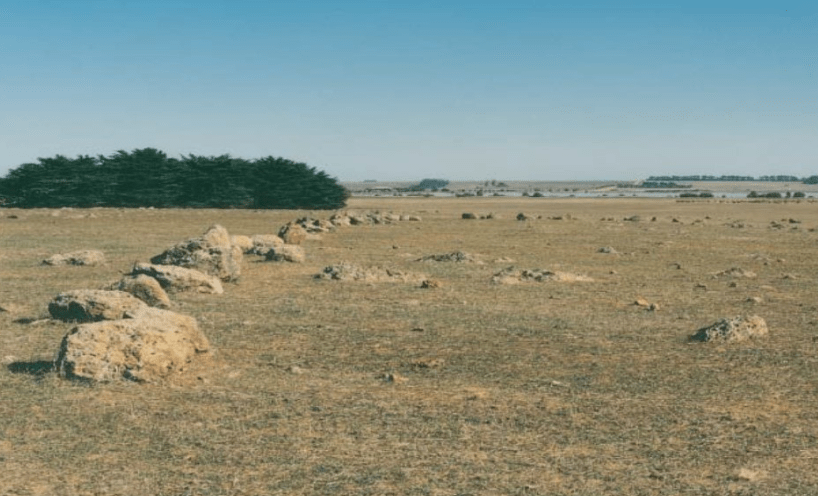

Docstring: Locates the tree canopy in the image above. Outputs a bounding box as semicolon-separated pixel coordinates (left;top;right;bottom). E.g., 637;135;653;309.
0;149;348;209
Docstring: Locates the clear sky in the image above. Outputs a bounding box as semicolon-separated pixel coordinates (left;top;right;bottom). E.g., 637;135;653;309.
1;1;815;181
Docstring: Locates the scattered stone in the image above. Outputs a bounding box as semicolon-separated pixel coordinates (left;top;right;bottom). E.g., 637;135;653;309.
492;267;593;284
407;215;422;221
420;279;443;289
715;267;757;278
733;468;766;482
746;296;764;304
316;263;424;283
634;297;650;307
624;215;641;222
597;246;618;254
416;251;477;263
689;315;769;343
381;372;408;384
49;290;147;322
131;263;224;294
150;225;242;281
108;274;172;308
409;358;445;369
265;244;305;263
0;302;23;314
42;250;106;266
56;306;210;382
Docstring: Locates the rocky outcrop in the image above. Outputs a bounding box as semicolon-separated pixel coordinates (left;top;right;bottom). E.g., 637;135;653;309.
690;315;769;343
150;224;242;281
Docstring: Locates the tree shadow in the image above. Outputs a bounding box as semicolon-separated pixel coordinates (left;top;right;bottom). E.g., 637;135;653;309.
7;360;54;376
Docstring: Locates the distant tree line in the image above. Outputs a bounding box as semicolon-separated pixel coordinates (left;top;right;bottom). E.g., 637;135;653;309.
0;148;348;209
640;181;692;189
648;175;807;183
747;191;805;199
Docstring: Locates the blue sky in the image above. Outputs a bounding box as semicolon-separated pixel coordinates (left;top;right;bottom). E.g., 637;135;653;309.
1;1;815;180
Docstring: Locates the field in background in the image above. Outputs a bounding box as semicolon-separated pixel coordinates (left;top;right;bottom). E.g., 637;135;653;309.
2;197;818;495
344;180;818;198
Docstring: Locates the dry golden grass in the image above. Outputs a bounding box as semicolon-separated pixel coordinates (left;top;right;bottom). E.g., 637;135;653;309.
2;197;818;495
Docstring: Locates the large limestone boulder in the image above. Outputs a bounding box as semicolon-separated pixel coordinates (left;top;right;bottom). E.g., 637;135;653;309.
230;235;254;253
150;224;242;281
690;315;769;343
49;290;147;322
278;223;308;245
248;234;285;255
131;263;224;294
265;244;305;263
109;274;172;308
56;307;210;382
43;250;106;266
330;214;351;227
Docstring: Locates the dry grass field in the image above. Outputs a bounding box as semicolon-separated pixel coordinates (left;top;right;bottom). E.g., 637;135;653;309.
2;197;818;495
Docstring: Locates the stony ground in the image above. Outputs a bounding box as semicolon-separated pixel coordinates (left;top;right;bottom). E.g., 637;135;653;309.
1;197;818;495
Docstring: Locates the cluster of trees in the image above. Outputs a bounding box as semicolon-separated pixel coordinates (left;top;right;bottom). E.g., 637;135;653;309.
0;148;348;209
407;178;449;191
648;175;807;183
